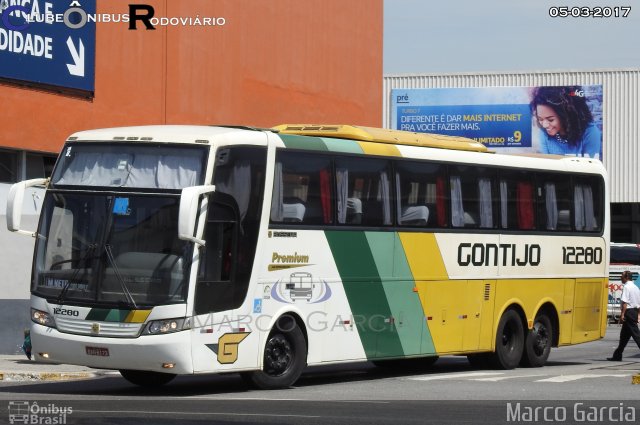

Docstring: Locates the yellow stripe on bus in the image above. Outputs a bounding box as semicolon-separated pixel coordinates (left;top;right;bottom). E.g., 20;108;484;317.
398;233;448;280
125;310;152;323
357;141;401;157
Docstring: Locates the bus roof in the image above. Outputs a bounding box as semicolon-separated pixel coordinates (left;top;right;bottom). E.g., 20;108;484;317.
67;125;255;145
272;124;490;153
63;125;605;176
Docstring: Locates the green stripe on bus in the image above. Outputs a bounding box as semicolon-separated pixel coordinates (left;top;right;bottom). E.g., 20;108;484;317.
390;233;436;355
325;231;404;359
319;137;364;154
104;309;131;322
86;308;130;322
279;134;329;151
85;308;109;321
365;232;436;356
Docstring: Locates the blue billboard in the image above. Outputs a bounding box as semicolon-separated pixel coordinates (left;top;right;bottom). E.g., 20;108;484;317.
397;104;531;148
0;0;96;93
391;86;603;159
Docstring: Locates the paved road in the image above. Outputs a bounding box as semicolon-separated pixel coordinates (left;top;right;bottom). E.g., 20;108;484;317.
0;325;639;424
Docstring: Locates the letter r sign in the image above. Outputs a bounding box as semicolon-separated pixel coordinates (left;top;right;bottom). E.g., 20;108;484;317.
129;4;156;30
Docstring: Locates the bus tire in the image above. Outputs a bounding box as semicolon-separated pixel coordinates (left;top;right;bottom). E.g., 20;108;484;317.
119;370;176;387
243;317;307;390
489;309;524;369
521;313;552;367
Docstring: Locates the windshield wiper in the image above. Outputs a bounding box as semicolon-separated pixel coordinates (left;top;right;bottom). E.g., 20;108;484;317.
55;243;98;305
104;244;138;309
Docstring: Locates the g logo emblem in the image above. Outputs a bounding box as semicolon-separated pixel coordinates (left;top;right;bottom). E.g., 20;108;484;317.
217;332;250;364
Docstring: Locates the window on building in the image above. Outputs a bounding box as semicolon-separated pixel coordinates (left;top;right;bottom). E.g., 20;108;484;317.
26;153;57;179
0;150;19;183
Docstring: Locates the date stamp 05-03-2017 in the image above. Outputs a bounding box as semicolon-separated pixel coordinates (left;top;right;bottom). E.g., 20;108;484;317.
548;6;631;18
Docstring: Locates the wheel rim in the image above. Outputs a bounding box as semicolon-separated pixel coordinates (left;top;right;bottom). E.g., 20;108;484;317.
264;334;293;376
531;321;549;356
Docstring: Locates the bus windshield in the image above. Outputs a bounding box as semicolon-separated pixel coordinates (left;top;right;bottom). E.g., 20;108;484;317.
33;192;193;307
51;143;207;189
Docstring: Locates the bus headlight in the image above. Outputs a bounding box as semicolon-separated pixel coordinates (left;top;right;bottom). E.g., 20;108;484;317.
31;308;56;328
143;317;191;335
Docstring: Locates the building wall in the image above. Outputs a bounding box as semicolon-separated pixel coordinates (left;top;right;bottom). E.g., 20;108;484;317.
383;69;640;204
0;192;42;355
0;0;382;354
1;0;382;153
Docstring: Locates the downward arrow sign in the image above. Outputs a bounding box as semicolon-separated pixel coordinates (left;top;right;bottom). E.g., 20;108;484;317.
66;36;85;77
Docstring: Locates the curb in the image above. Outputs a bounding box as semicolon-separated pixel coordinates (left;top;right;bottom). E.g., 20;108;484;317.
0;371;97;382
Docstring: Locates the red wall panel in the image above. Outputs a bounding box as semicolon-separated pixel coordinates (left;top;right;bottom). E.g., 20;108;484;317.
0;0;382;153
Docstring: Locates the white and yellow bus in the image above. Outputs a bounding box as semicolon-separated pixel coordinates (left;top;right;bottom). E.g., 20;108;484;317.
7;124;609;389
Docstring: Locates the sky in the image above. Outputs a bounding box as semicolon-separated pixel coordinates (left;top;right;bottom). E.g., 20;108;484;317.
383;0;640;75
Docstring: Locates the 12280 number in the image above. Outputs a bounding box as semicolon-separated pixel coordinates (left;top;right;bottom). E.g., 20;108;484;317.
562;246;603;264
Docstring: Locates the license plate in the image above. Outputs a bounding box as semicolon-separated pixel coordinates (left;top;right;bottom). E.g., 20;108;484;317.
85;346;109;356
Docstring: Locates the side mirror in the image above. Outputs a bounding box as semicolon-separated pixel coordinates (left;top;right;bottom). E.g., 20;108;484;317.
6;178;48;237
178;185;215;246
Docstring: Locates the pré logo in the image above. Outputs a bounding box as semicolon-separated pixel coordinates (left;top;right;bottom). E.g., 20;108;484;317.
396;93;410;104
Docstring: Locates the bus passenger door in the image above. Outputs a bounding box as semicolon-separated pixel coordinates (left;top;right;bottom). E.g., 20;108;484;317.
571;278;605;344
416;280;464;353
462;280;495;351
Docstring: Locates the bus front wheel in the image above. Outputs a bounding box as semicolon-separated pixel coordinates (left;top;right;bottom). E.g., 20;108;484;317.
521;313;552;367
119;369;176;387
242;316;307;390
489;309;524;369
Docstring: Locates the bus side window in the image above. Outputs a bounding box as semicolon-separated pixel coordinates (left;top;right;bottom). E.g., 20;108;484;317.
538;174;572;231
335;157;392;227
574;176;602;232
449;165;496;229
394;160;447;228
271;152;333;225
499;171;536;230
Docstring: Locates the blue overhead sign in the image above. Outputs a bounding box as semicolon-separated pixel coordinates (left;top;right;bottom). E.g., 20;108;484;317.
0;0;96;93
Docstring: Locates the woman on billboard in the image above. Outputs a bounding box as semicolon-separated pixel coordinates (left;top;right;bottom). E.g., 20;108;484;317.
530;86;602;159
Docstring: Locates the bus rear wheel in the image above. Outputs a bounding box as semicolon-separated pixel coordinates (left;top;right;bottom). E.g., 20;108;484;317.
242;316;307;390
521;313;552;367
119;370;176;387
489;309;524;369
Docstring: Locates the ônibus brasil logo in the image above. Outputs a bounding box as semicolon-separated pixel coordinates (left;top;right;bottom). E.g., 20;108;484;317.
270;272;332;304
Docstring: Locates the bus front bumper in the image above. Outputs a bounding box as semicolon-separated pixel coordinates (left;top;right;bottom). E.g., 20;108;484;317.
31;324;194;374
